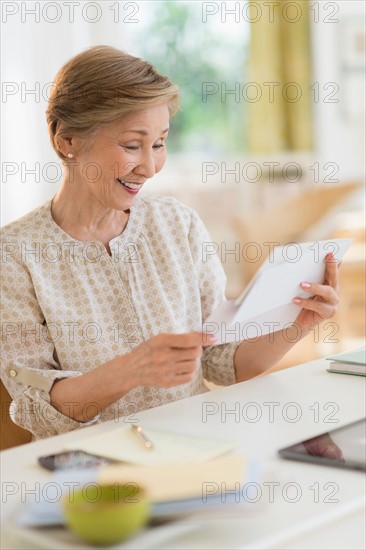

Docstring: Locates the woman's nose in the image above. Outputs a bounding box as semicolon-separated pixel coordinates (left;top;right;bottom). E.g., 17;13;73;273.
136;151;156;179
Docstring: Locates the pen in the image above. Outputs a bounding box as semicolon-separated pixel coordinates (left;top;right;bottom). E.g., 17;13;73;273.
131;424;154;450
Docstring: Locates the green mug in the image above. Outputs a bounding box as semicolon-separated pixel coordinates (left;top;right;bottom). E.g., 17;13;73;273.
62;482;150;546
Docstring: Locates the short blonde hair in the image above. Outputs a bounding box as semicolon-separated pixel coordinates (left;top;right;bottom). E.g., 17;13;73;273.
46;45;180;160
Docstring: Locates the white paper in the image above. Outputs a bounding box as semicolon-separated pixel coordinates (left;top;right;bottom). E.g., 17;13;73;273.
65;426;236;466
203;238;353;344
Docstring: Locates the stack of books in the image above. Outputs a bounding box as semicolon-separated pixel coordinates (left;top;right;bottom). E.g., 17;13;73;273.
327;347;366;377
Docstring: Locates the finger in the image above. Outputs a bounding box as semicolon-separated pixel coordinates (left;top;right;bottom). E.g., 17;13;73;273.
175;357;199;369
175;332;217;348
169;347;202;362
197;331;219;346
298;282;339;305
170;360;198;379
178;373;196;384
163;372;196;387
174;372;197;385
292;296;337;318
324;252;340;289
160;332;216;349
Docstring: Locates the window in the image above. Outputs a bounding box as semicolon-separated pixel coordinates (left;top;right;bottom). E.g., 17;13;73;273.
130;1;250;154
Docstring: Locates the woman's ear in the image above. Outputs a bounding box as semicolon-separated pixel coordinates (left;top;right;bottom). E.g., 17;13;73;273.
56;134;71;158
57;134;82;160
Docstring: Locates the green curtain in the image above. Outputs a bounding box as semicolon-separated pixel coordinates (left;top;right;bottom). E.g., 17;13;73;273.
247;0;313;153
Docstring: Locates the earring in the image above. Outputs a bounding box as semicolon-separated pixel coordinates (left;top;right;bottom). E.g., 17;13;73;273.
67;153;74;158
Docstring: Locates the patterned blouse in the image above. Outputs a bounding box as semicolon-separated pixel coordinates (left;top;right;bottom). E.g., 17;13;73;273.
1;195;240;439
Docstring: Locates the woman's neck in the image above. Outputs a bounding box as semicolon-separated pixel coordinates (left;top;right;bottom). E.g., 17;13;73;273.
51;184;130;247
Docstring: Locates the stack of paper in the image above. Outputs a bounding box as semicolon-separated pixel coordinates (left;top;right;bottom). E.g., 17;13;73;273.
17;454;256;527
98;455;246;503
327;347;366;376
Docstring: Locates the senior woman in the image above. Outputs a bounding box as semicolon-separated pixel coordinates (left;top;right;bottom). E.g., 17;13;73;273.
1;46;340;440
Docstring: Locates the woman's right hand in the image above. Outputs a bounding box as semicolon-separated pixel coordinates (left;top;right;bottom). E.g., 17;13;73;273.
124;332;217;388
51;332;217;424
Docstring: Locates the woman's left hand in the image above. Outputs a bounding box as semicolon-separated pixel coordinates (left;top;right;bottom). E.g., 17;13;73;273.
293;253;340;328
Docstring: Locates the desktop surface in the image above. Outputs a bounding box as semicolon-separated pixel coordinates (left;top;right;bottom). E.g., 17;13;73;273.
1;358;365;549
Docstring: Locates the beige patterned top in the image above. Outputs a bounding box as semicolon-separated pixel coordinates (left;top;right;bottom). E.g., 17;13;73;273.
1;195;240;439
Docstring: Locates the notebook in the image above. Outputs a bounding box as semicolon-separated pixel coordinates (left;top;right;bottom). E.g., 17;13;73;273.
326;346;366;376
65;425;236;466
98;454;246;502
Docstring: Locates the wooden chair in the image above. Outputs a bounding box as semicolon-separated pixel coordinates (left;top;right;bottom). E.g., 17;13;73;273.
1;381;32;450
330;216;366;348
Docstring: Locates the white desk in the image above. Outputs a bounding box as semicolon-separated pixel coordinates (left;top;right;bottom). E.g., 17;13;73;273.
1;358;365;549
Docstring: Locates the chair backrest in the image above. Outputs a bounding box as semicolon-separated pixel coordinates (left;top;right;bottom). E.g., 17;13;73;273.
233;182;360;283
1;380;32;450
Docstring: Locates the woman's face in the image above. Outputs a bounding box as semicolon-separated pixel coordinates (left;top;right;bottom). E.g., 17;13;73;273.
67;103;170;211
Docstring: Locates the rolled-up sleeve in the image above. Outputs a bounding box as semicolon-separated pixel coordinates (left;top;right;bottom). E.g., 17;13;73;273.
188;209;240;386
1;254;99;439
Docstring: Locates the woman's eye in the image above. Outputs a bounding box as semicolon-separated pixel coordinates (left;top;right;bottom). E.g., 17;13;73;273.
120;143;165;151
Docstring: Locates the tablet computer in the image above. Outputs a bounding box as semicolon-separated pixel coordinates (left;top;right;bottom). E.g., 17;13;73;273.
278;418;366;471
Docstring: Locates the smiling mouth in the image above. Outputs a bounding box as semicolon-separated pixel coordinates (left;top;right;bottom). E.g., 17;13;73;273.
117;179;143;190
116;178;143;195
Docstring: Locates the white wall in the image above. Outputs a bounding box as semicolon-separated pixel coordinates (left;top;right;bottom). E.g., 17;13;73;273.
1;8;90;224
0;1;138;226
311;0;365;182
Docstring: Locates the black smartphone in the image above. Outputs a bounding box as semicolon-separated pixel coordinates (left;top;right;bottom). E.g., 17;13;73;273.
38;450;118;471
